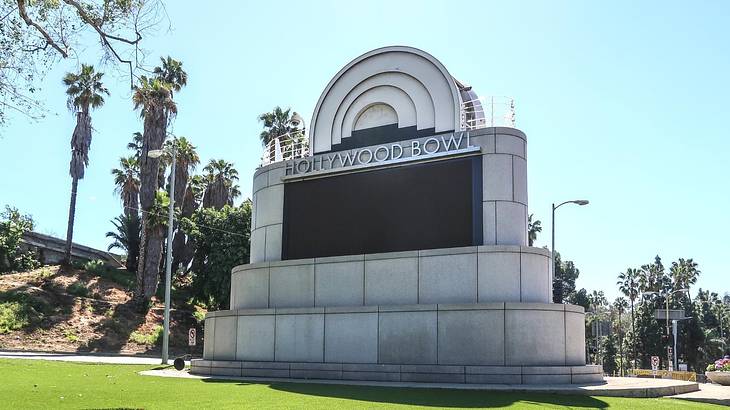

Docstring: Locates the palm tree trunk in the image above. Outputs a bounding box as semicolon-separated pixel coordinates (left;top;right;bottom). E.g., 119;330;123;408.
136;217;148;297
618;310;624;376
631;302;636;370
143;226;164;298
64;177;79;265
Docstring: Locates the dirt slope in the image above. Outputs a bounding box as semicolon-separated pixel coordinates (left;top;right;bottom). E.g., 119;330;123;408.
0;266;204;356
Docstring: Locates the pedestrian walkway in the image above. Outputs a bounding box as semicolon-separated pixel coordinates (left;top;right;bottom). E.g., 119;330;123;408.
0;350;172;365
673;382;730;406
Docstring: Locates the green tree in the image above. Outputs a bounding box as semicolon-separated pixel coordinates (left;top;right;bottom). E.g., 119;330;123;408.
613;297;629;374
0;206;39;272
527;214;541;246
601;334;619;375
258;106;302;146
132;75;176;303
106;214;141;272
111;156;140;219
617;267;640;369
202;159;240;210
566;288;591;311
183;202;252;309
62;64;109;264
552;251;580;303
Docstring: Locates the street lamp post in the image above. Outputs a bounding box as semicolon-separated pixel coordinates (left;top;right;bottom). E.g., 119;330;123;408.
642;288;688;372
551;200;589;302
148;140;176;365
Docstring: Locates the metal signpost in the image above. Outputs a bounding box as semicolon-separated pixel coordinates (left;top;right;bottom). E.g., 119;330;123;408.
651;356;660;377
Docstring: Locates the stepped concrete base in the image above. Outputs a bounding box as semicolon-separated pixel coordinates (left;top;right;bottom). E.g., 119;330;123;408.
190;360;603;385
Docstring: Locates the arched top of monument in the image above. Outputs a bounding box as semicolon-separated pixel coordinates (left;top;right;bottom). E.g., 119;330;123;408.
310;46;465;154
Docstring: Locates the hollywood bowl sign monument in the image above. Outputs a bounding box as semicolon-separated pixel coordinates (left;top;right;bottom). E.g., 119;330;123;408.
191;46;603;384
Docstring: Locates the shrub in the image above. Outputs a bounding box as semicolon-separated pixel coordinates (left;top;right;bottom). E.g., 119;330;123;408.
707;358;730;372
66;281;89;298
0;302;29;333
0;206;40;273
83;259;106;275
129;325;163;345
64;329;79;342
192;309;206;324
0;291;50;333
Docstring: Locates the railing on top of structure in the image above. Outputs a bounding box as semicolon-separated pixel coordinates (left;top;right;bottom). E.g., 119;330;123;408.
260;97;515;166
460;96;515;130
260;132;309;167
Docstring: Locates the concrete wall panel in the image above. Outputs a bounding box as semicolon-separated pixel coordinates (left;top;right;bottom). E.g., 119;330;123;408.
505;309;565;366
213;316;237;360
236;315;275;361
565;311;586;365
520;252;551;303
496;201;527;246
231;268;270;309
274;313;324;362
477;252;521;302
378;311;437;364
325;313;378;363
315;261;364;307
364;257;418;305
483;154;513;201
270;264;315;308
438;310;504;365
419;254;477;304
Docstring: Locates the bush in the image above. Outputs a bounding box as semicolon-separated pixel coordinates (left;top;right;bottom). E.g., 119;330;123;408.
192;309;206;324
0;206;40;273
0;291;50;333
66;281;89;298
129;325;163;345
83;259;105;275
0;302;29;333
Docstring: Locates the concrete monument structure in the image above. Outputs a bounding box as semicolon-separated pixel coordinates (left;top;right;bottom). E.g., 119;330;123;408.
191;46;602;384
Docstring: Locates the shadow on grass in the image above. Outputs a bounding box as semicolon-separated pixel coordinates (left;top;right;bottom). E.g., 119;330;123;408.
201;379;610;408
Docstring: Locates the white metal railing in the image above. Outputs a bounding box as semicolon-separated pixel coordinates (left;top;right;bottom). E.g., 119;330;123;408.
460;96;515;130
261;132;309;166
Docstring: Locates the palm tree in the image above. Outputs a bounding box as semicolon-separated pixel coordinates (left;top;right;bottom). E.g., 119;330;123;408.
132;75;178;302
202;159;240;210
258;106;302;146
670;258;700;305
153;56;187;98
613;297;629;375
106;214;141;272
527;214;542;246
163;137;199;274
128;132;144;158
62;64;109;264
618;267;640;369
111;156;140;218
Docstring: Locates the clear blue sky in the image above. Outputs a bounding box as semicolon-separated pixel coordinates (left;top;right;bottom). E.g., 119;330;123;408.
1;1;728;300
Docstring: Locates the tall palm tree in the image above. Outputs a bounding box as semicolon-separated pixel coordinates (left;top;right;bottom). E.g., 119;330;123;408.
618;267;640;369
527;214;542;246
202;159;240;210
111;156;140;218
62;64;109;264
163;137;199;274
132;75;178;302
670;258;700;305
613;297;629;375
128;132;144;158
153;56;187;98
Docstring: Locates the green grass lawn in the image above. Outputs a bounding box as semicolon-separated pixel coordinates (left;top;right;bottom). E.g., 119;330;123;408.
0;358;720;409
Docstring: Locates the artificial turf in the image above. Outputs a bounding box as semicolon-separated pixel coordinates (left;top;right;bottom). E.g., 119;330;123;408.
0;358;720;409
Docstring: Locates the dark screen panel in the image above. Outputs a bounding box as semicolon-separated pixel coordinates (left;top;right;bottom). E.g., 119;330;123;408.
282;156;482;260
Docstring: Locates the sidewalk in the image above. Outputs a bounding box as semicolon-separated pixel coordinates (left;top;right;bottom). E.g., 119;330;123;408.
672;382;730;406
0;350;174;365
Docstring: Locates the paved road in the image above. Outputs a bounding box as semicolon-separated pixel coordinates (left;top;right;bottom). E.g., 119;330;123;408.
0;350;184;365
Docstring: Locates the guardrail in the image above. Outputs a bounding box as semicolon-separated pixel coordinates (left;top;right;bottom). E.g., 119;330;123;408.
460;96;515;130
630;369;697;382
261;132;309;166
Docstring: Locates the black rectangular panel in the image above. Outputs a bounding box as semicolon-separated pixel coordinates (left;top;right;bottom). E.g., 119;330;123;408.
282;156;482;260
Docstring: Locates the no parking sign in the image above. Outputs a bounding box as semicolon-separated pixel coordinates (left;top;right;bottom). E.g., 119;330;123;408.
188;328;196;346
651;356;660;375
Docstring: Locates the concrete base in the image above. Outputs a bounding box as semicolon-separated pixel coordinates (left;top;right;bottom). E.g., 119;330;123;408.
190;359;603;385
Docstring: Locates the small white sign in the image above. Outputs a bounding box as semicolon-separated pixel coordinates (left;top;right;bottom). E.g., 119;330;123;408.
188;328;197;346
651;356;660;375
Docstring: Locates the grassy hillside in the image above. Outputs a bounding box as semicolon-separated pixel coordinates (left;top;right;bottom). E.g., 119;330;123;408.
0;265;204;356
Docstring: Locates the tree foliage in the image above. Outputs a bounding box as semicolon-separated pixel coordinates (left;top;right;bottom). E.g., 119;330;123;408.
0;0;167;126
183;201;251;309
0;206;39;273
